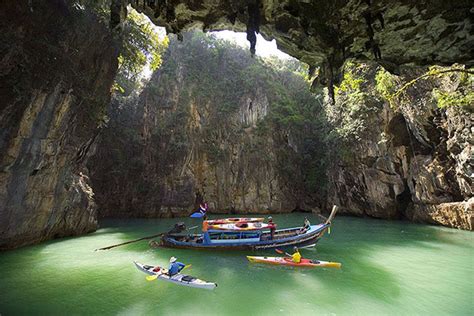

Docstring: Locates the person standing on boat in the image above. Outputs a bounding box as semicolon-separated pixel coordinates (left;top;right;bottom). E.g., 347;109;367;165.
268;216;276;240
291;246;302;263
168;257;186;276
198;202;208;215
202;219;209;232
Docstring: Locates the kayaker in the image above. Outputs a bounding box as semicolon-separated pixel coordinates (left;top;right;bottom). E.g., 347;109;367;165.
291;246;302;263
268;216;276;240
168;257;186;276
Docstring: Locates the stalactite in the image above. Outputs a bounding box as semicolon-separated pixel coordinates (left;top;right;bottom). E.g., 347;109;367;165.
246;0;260;56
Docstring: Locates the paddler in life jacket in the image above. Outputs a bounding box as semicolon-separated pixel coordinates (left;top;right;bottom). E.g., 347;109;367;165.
168;257;186;276
291;246;302;263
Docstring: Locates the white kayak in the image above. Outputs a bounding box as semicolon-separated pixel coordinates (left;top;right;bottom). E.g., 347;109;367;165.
133;261;217;290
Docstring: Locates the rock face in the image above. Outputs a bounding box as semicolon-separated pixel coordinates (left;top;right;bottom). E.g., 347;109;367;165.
89;33;326;217
126;0;473;90
1;0;472;250
0;0;118;249
326;62;473;230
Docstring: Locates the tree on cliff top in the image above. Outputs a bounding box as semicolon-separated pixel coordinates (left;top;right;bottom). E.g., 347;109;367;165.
115;9;169;96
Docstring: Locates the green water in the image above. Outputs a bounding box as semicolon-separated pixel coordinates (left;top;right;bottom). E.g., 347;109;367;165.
1;214;472;315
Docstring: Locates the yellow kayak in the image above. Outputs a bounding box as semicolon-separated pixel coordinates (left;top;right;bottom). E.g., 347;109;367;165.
247;256;341;268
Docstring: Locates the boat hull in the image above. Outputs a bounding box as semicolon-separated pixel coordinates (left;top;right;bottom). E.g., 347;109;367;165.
134;261;217;290
159;224;329;250
247;256;342;268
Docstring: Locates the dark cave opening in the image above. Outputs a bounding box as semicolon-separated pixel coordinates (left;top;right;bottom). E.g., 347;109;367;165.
396;182;412;220
387;113;431;155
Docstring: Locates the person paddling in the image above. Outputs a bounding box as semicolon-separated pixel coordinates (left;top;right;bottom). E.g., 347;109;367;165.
168;257;186;276
291;246;302;263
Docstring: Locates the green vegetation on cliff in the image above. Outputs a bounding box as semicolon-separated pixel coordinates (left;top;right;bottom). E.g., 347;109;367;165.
154;32;332;201
115;10;169;95
91;31;332;215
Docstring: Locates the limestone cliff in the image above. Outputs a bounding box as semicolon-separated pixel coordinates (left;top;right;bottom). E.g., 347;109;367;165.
1;0;473;250
89;33;327;217
326;62;473;229
0;0;118;249
90;32;472;231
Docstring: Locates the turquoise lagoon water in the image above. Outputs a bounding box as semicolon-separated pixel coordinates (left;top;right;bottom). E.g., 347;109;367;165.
0;214;472;315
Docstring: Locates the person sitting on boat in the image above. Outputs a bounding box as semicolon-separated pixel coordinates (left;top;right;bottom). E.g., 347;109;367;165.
268;216;276;240
291;246;302;263
299;217;311;233
304;217;311;229
168;257;186;276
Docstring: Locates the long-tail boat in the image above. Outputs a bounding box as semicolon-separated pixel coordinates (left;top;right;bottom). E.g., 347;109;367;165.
158;206;338;250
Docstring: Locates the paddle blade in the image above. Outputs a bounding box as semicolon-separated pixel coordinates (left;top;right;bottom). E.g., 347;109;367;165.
328;226;331;234
275;249;292;256
146;274;158;281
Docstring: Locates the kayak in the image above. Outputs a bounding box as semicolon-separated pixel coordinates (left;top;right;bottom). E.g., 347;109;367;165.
134;261;217;290
205;217;264;225
208;222;270;231
246;256;342;268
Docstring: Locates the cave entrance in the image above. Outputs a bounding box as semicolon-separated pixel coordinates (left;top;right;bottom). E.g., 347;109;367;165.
395;182;412;220
387;113;431;155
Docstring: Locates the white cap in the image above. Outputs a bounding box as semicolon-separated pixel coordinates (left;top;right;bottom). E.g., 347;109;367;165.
170;256;177;263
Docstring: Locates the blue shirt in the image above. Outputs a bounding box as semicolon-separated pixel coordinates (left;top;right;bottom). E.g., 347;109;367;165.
168;262;185;276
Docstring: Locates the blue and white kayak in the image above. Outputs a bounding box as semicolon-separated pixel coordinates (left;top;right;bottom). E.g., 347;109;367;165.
133;261;217;290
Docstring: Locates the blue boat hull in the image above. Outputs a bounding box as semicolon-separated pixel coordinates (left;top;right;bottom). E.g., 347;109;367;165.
160;224;329;250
